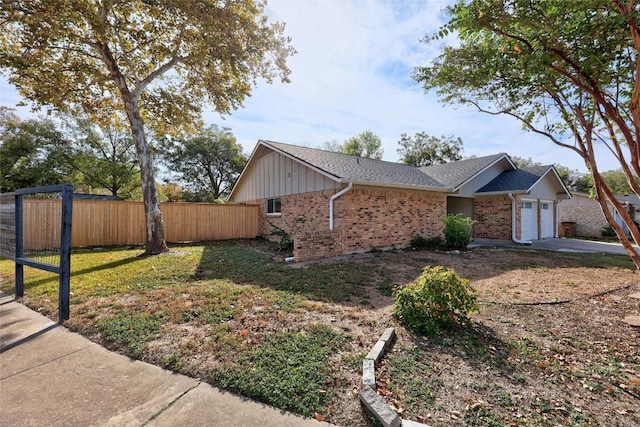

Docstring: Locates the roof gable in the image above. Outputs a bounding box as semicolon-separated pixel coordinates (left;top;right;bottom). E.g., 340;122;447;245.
419;153;514;189
262;140;448;191
476;165;571;196
229;140;570;200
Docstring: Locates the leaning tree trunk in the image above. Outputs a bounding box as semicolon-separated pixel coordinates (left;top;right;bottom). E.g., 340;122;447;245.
591;168;640;269
125;100;168;255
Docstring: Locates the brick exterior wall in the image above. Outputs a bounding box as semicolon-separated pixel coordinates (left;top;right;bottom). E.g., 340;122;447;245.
336;188;446;253
558;201;609;237
294;230;343;261
249;187;447;262
473;196;513;240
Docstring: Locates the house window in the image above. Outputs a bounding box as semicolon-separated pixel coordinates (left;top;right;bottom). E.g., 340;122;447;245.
521;201;532;209
267;198;281;215
541;203;550;210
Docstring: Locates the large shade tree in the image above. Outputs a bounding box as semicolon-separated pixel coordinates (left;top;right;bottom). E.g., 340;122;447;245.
60;117;141;198
0;0;294;254
0;108;72;192
322;130;384;159
158;125;247;201
414;0;640;268
397;132;463;166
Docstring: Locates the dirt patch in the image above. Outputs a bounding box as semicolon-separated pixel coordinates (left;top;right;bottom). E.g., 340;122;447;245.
13;244;640;426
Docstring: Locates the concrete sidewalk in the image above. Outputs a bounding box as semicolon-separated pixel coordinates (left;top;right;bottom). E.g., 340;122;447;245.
0;293;330;427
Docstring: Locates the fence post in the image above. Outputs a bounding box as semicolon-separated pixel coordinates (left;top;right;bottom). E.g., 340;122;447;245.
14;192;24;298
58;184;73;322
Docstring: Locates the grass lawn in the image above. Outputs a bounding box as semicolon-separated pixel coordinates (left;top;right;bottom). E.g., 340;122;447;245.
1;240;639;426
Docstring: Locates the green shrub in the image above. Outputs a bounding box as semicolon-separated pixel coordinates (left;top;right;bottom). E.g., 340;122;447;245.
600;225;617;237
410;235;443;249
393;266;478;336
443;214;475;249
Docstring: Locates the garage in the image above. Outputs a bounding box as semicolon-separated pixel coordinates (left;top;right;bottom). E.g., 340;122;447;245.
521;200;537;241
540;201;554;238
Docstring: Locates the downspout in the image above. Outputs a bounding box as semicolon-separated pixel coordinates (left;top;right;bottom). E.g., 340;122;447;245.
330;182;353;230
508;192;531;244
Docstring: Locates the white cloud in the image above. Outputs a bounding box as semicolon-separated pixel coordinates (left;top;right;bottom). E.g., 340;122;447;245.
0;0;621;173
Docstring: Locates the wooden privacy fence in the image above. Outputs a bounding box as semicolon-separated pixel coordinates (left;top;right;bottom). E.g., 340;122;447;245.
1;198;260;251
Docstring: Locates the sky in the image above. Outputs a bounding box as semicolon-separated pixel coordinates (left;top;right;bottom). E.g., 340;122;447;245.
0;0;622;173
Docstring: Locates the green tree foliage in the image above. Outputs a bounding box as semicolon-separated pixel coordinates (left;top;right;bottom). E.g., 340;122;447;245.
343;130;384;159
0;1;294;254
414;0;640;267
397;132;463;166
158;125;247;201
0;109;71;192
393;266;478;336
322;130;384;159
60;117;140;198
600;169;638;195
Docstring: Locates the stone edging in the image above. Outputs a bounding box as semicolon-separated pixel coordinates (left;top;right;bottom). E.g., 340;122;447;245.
358;327;431;427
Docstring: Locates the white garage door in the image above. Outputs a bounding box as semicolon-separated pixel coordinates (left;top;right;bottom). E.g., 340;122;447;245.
521;200;537;241
540;202;554;238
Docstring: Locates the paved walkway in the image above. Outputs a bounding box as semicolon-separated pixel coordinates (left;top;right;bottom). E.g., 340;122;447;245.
469;237;636;256
0;293;329;427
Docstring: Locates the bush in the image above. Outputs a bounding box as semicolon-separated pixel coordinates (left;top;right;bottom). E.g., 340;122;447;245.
393;266;478;336
600;225;617;237
443;214;475;249
410;235;443;249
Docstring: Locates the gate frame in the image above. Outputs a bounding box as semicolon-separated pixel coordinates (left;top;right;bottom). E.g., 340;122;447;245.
15;184;73;323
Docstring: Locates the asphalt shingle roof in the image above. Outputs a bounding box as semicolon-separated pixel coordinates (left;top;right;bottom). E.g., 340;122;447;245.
262;140;448;190
419;153;510;188
476;166;552;193
257;141;565;196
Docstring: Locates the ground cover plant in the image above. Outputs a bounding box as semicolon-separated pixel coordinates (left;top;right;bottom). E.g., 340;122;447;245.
1;240;639;426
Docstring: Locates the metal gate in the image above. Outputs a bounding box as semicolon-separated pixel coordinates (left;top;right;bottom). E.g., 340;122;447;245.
12;185;73;323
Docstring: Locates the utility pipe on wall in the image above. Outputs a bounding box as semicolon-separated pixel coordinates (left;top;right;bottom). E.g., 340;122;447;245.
330;182;353;230
508;192;532;244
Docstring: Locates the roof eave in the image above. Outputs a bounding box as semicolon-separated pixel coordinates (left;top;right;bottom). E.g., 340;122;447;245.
347;179;453;193
474;190;528;197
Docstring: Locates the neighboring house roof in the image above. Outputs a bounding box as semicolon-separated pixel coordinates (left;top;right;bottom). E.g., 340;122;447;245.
419;153;513;189
615;194;640;207
262;140;450;191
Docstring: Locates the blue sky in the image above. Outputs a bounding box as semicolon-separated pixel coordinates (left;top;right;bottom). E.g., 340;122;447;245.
0;0;621;173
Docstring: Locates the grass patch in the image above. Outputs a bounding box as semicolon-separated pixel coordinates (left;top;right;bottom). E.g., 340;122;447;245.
97;312;166;358
210;324;346;417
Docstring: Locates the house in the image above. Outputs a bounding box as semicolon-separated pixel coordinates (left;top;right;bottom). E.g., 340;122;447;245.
559;192;639;237
228;141;571;262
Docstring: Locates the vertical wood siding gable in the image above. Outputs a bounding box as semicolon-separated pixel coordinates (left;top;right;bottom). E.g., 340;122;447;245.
233;151;340;201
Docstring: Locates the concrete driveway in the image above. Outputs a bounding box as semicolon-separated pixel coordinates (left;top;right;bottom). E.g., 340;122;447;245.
470;237;636;256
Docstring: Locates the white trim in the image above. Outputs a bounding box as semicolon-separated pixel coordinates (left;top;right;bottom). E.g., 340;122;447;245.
509;193;532;244
330;182;353;230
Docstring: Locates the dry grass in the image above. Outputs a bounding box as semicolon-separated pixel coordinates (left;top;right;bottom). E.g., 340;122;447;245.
1;242;638;426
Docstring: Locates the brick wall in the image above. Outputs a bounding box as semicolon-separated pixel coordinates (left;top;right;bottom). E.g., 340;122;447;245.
559;204;609;237
250;186;446;261
473;196;512;240
294;230;343;262
336;188;446;253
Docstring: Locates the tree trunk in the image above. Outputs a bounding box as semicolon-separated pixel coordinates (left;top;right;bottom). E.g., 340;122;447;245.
591;168;640;269
124;100;168;255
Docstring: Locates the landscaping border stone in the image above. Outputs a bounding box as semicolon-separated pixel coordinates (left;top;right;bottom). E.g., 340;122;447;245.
360;327;432;427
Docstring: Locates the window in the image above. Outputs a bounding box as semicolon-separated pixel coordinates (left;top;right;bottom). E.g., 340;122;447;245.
542;203;550;210
521;201;532;209
267;198;281;215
